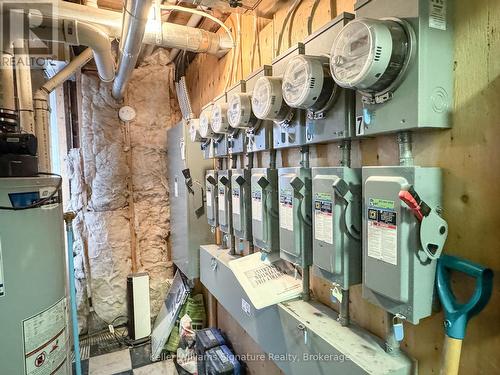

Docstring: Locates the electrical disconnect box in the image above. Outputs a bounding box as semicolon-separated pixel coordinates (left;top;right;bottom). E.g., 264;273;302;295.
330;0;453;136
278;167;312;267
252;45;306;149
198;104;216;160
312;167;362;288
362;166;448;324
225;81;248;155
227;66;274;153
209;95;229;158
217;169;232;234
231;168;252;241
250;168;280;253
168;122;214;279
281;13;355;145
205;170;218;228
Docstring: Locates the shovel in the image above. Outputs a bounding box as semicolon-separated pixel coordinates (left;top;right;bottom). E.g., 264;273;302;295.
437;254;493;375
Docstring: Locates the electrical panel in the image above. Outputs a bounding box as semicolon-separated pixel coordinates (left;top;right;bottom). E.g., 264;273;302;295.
225;81;248;155
168;122;214;279
250;168;280;253
362;166;448;324
278;167;312;267
217;169;232;234
209;95;229;158
228;66;274;153
281;13;355;145
251;45;306;149
205;170;218;228
231;168;252;241
312;167;362;288
330;0;453;136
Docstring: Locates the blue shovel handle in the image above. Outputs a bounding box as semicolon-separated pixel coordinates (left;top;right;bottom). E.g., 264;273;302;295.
437;255;493;340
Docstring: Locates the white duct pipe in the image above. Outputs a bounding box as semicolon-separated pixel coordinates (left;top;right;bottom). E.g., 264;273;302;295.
169;12;204;62
14;42;35;134
34;48;94;172
0;50;18;132
112;0;153;100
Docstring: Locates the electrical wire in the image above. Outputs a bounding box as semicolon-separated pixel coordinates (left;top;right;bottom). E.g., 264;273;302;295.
0;172;62;210
287;0;303;48
307;0;321;35
276;0;303;56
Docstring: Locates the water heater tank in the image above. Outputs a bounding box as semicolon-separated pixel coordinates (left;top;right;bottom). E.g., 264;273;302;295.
0;176;70;374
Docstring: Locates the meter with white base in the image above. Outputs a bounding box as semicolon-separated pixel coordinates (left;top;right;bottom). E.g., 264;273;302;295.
253;44;306;149
281;13;355;144
225;81;248;155
208;95;229;158
278;167;312;267
251;168;280;253
199;104;216;159
330;0;453;135
362;166;448;324
312;167;361;288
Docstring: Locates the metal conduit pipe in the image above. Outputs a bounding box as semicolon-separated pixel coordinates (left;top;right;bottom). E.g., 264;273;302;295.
14;43;35;134
112;0;153;100
0;50;18;132
34;48;94;172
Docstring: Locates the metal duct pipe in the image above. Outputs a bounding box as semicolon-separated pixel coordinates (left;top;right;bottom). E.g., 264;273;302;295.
0;50;18;132
112;0;153;100
34;48;94;172
169;11;204;62
15;42;35;134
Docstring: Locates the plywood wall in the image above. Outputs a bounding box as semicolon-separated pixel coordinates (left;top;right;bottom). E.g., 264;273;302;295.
186;1;500;373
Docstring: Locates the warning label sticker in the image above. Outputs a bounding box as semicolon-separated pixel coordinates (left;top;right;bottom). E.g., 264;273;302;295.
367;198;398;266
23;298;68;375
314;193;333;245
218;187;226;212
232;187;241;215
429;0;447;30
251;189;263;221
0;240;5;297
279;189;294;231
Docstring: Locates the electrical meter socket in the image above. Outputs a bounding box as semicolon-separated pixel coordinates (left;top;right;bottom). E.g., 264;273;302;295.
281;13;356;145
225;81;248;155
205;170;218;228
330;0;453;136
312;167;362;288
251;168;280;253
237;66;274;152
198;104;216;159
217;169;233;234
231;168;252;241
252;44;306;149
207;95;229;158
278;167;312;267
362;166;446;324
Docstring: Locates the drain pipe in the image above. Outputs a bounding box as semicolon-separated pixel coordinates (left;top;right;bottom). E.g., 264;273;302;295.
0;50;18;132
300;145;311;302
112;0;153;100
34;48;94;172
14;42;35;134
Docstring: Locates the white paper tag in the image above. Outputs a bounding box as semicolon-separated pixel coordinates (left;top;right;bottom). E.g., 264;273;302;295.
429;0;447;30
232;187;240;215
331;285;343;303
174;178;179;198
279;189;294;231
206;190;212;207
241;298;251;317
251;189;263;222
218;187;225;212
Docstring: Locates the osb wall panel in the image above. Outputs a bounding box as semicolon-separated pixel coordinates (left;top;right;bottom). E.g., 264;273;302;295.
186;1;500;373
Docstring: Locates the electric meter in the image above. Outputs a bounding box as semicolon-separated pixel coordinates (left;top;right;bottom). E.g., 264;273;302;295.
330;18;412;94
227;93;258;129
282;55;337;111
211;102;231;134
252;76;290;122
189;119;204;142
199;109;216;139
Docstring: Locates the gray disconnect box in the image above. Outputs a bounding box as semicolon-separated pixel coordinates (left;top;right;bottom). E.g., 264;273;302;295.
278;167;312;266
312;167;362;288
336;0;454;136
302;13;356;144
205;170;218;228
217;169;232;234
231;168;252;241
362;166;445;324
250;168;280;253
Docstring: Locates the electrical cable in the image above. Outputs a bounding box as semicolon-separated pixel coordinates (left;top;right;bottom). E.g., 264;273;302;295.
287;0;303;48
307;0;321;35
0;172;62;210
276;0;303;56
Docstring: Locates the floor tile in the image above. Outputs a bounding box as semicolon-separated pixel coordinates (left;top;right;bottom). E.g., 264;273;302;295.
133;360;178;375
130;344;153;369
89;349;132;375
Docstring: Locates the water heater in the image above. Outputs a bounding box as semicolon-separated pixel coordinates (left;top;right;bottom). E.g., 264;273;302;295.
0;176;70;374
